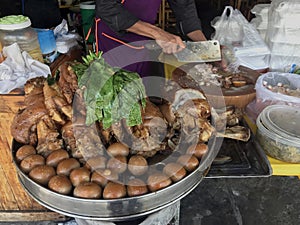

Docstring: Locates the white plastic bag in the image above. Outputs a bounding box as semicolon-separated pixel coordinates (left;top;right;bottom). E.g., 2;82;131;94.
255;72;300;104
212;6;270;70
251;3;270;15
265;0;300;71
211;6;244;47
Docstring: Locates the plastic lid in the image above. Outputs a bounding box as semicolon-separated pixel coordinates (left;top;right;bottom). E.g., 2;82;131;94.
257;112;300;150
260;105;300;140
0;15;31;30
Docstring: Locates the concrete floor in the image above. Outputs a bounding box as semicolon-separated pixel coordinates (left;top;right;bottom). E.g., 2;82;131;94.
0;176;299;225
180;176;300;225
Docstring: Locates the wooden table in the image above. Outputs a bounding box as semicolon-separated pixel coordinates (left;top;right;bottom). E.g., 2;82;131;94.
0;91;68;222
0;48;82;222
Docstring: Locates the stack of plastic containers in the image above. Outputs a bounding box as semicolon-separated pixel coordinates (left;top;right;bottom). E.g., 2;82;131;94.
256;105;300;163
250;4;271;41
265;0;300;71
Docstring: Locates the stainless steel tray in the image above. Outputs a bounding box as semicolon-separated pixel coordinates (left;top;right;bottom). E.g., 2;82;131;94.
12;137;220;221
12;119;271;221
17;168;203;221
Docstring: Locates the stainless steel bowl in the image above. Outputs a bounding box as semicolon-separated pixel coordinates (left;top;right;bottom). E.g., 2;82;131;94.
12;136;221;221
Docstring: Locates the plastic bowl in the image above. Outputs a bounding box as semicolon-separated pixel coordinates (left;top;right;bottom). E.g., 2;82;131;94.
256;105;300;163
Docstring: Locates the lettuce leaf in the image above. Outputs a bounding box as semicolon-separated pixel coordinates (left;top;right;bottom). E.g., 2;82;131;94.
77;56;146;129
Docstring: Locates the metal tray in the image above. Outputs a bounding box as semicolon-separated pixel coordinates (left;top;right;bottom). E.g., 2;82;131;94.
12;136;220;221
11;121;271;221
207;121;272;178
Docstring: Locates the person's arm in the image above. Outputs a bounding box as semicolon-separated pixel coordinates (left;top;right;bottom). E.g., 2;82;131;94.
96;0;205;48
167;0;207;41
187;30;207;41
126;20;185;54
96;0;139;34
96;0;185;54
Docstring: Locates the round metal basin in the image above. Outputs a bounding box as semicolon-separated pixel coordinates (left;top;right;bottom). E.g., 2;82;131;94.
12;136;220;221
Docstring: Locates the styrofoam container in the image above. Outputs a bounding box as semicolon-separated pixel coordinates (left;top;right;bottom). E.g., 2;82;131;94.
273;0;300;15
234;46;270;70
268;41;300;57
267;27;300;44
271;13;300;28
270;54;300;71
238;54;269;71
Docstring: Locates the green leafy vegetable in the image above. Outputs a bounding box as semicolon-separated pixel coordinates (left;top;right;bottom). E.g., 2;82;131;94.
71;51;103;82
76;52;147;129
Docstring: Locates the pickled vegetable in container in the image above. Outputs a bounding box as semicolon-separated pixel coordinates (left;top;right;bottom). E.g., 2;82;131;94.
0;15;43;62
256;105;300;163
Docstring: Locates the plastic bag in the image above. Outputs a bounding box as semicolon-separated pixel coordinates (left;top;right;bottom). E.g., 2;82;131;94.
211;6;244;47
212;6;270;70
265;0;300;71
255;72;300;104
0;43;50;94
246;72;300;122
250;4;270;41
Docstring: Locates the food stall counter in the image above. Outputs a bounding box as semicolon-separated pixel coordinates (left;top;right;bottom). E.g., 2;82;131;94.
0;48;82;222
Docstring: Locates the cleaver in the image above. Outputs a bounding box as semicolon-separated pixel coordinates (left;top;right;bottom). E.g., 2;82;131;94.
145;40;221;63
174;40;221;63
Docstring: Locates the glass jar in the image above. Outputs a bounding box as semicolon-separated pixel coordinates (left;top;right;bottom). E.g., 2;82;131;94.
0;15;43;62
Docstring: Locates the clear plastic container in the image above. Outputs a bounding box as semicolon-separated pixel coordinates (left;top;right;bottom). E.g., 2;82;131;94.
261;105;300;140
255;72;300;105
0;15;43;62
256;105;300;163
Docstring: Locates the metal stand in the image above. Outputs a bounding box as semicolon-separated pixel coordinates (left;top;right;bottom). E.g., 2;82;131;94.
61;201;180;225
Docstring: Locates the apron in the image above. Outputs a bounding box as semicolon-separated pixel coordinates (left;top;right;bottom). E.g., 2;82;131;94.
96;0;162;77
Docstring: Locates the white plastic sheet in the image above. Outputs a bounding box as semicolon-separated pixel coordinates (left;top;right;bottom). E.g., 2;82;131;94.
0;43;50;94
54;19;82;54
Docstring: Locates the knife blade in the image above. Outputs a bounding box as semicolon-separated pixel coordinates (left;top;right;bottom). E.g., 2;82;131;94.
174;40;221;63
145;40;221;63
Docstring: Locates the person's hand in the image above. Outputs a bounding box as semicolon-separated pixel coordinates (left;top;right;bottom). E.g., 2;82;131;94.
126;21;185;54
154;29;185;54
